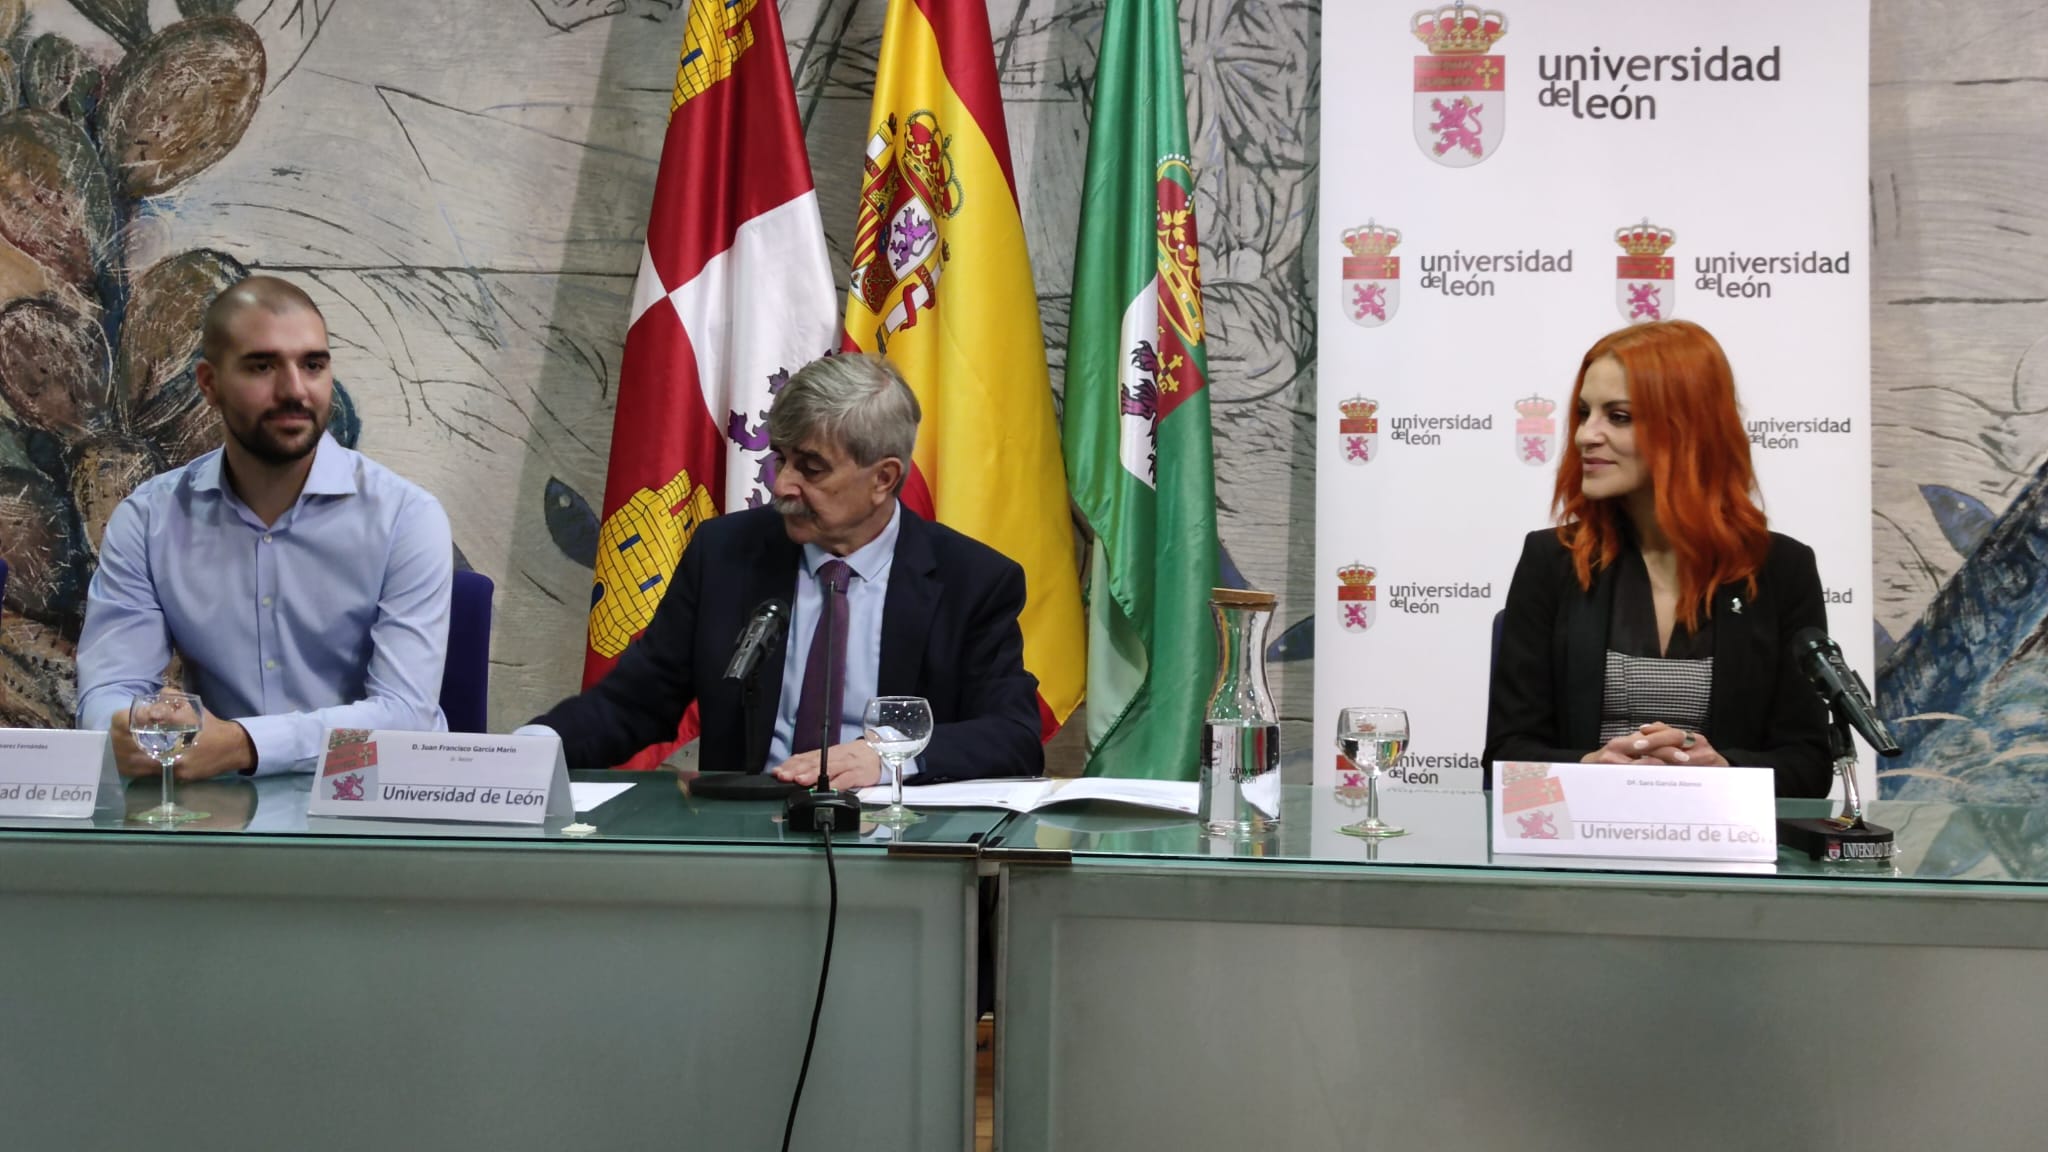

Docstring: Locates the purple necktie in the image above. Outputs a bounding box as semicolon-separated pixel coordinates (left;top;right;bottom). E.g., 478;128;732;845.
791;559;852;755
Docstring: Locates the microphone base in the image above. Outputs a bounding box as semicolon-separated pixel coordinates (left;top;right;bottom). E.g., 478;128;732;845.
1777;816;1895;863
786;789;863;835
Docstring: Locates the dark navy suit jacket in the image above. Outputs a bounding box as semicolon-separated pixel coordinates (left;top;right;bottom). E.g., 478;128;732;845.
533;503;1044;781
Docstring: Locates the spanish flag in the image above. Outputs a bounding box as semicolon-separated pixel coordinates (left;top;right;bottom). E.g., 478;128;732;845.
843;0;1086;735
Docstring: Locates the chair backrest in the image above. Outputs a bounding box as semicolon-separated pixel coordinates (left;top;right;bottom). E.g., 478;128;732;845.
441;569;494;733
1485;608;1506;791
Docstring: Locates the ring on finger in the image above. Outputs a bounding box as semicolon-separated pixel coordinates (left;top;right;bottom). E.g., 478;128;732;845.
1681;731;1698;749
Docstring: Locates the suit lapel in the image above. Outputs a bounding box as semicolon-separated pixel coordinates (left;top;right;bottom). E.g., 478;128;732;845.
879;506;939;697
1563;561;1615;750
743;515;801;767
1707;578;1763;737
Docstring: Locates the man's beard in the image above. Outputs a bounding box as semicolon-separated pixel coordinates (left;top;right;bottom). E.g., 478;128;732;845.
228;404;327;465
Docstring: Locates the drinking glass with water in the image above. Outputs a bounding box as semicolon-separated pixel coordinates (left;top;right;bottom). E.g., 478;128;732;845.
1336;706;1407;839
129;691;209;826
861;695;932;829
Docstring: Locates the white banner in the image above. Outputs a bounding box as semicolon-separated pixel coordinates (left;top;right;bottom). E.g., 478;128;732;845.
1315;0;1871;791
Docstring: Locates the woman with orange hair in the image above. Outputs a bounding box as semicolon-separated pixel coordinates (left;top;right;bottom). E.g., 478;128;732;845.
1482;320;1831;797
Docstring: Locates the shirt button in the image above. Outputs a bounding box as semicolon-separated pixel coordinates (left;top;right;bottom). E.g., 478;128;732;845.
264;659;278;670
262;534;273;544
261;596;273;607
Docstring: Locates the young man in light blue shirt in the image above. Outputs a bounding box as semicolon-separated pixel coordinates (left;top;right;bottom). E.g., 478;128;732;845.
75;276;453;778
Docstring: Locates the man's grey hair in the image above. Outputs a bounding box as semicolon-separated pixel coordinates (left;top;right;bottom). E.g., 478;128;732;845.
768;353;921;492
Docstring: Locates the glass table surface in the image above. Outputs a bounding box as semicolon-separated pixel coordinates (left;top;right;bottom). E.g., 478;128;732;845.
14;773;2046;886
979;783;2048;887
0;770;1008;851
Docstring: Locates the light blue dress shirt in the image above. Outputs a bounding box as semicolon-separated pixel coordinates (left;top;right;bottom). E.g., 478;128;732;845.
764;503;915;780
74;434;454;776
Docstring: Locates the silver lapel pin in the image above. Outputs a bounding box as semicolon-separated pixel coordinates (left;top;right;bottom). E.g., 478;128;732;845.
1731;596;1744;614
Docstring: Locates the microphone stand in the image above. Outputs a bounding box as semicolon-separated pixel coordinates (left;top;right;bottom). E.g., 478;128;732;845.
742;646;772;777
777;577;857;1152
1776;705;1896;862
786;574;862;834
1826;713;1869;829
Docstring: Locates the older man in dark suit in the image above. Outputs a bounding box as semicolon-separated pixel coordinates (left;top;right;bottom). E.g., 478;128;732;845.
528;353;1042;786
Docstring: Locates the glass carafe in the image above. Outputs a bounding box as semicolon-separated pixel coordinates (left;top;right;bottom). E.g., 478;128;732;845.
1200;588;1281;837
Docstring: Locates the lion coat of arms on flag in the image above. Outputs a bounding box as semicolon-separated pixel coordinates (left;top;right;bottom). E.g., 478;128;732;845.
849;111;963;347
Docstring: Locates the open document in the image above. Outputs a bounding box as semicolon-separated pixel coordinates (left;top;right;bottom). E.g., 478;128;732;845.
855;777;1198;816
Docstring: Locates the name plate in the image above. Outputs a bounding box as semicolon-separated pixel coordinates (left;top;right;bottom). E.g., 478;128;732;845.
0;729;119;818
1492;761;1777;863
309;730;571;825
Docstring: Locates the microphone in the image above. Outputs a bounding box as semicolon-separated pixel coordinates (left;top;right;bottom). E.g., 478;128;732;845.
724;599;790;682
1790;627;1901;757
1778;627;1901;862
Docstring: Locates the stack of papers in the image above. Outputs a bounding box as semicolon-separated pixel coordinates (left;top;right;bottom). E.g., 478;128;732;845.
856;777;1199;815
570;782;636;812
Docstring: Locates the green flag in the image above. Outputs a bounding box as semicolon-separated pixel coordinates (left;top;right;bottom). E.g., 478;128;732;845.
1063;0;1219;780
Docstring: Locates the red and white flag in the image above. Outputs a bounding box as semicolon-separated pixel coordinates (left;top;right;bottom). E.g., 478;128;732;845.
582;0;837;768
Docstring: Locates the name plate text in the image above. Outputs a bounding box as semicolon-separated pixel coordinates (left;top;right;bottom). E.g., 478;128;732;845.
309;730;571;825
1492;761;1777;863
0;730;119;818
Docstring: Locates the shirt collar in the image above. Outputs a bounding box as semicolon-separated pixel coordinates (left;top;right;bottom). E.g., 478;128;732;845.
188;434;357;499
303;434;360;496
187;448;228;495
803;501;902;584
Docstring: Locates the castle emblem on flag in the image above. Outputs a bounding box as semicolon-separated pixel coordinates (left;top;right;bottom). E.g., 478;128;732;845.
1514;394;1556;466
1412;2;1508;167
1337;564;1378;632
588;470;719;658
1341;222;1401;328
1615;219;1677;323
849;111;962;349
672;0;760;108
1340;396;1380;464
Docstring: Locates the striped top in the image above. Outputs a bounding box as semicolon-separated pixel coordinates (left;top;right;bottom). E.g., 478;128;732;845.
1600;651;1713;743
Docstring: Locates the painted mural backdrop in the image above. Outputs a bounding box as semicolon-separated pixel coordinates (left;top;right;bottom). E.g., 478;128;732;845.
0;0;2043;806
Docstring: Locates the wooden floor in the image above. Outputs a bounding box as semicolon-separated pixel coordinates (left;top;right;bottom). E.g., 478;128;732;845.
976;1015;993;1151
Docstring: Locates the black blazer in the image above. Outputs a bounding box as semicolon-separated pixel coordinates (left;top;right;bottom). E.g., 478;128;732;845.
1482;528;1832;797
532;504;1044;781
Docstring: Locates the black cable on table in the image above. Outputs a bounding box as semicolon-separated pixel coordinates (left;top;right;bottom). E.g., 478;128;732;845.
781;823;838;1152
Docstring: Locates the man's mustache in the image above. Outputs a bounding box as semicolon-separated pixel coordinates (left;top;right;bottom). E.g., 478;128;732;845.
773;496;812;519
